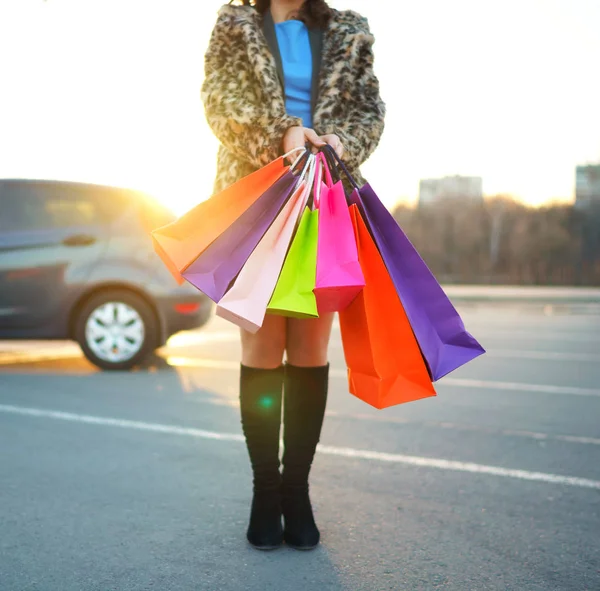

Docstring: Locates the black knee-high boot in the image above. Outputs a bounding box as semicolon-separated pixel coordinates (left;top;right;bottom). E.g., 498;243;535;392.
281;363;329;550
239;364;284;550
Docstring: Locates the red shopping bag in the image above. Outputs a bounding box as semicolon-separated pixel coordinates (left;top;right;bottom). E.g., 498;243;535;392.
339;205;436;409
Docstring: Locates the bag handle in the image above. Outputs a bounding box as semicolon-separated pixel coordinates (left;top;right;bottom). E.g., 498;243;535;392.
283;146;308;159
312;153;325;209
320;145;360;191
294;152;315;188
317;152;334;189
320;148;341;185
290;153;316;215
304;153;317;206
312;152;337;209
284;146;309;171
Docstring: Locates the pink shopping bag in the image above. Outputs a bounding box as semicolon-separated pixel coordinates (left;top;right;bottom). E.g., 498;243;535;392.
215;158;315;333
314;153;365;313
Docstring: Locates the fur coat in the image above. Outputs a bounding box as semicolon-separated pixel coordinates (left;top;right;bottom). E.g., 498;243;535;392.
201;4;386;194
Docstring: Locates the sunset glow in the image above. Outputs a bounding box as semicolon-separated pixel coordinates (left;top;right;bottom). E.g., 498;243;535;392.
1;0;599;214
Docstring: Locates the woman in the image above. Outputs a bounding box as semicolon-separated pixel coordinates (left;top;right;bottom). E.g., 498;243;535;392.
201;0;385;550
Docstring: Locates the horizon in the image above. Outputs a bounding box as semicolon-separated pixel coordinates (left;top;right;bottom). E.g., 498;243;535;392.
0;0;599;215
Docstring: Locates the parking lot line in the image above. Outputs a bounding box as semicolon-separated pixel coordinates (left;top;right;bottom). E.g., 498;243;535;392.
481;349;600;362
439;378;600;398
165;356;600;398
0;349;81;365
1;403;599;491
2;348;599;398
200;398;600;446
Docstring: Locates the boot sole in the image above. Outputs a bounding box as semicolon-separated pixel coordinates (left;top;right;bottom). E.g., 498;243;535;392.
285;542;319;551
248;541;283;551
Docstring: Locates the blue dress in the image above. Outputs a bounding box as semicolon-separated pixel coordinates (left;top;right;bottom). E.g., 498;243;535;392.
275;20;313;128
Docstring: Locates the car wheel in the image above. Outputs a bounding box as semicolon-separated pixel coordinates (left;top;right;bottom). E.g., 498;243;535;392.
75;290;159;370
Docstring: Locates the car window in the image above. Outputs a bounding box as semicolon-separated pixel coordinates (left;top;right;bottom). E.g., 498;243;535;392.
0;182;131;231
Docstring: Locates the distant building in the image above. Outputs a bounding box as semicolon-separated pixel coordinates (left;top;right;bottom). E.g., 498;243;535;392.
419;175;483;205
575;164;600;209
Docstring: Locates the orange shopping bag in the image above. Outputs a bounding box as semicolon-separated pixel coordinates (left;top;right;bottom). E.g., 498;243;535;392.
339;205;436;409
151;157;289;283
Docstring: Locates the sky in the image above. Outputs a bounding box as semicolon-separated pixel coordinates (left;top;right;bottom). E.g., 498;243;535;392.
0;0;599;214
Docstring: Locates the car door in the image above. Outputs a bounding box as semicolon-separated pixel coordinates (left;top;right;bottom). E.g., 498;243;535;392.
0;181;108;331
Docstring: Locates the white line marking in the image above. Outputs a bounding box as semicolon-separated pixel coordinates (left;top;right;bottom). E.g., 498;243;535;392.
1;404;599;491
10;346;596;369
0;349;81;365
197;398;600;446
334;323;600;343
165;357;600;398
166;357;239;370
486;349;600;362
439;378;600;398
463;330;600;343
2;349;599;399
323;411;600;446
165;331;239;347
315;444;600;490
0;404;244;442
330;341;600;362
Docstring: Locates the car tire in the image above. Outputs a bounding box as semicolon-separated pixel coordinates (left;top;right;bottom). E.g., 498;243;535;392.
75;290;159;371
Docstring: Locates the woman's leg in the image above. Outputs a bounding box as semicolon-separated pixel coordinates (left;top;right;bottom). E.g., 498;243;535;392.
281;313;334;549
285;313;335;368
241;313;287;369
239;314;287;550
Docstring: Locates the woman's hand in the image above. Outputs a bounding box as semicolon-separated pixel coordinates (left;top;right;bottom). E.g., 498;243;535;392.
319;134;344;159
283;126;325;161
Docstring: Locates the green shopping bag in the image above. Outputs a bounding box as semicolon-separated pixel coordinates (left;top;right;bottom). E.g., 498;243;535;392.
267;206;319;318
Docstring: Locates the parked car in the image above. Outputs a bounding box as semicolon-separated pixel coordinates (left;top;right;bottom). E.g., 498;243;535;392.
0;179;212;370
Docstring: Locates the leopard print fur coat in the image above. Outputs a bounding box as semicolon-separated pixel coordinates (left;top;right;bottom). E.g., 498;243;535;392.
201;3;386;194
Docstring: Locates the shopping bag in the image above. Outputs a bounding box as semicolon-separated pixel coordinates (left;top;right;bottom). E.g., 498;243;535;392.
339;205;436;409
267;206;319;318
314;154;365;313
216;179;310;332
152;238;185;284
151;156;289;282
322;145;485;381
181;171;298;302
351;184;485;380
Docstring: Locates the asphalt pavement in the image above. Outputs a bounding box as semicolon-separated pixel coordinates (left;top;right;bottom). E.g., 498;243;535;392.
1;301;599;591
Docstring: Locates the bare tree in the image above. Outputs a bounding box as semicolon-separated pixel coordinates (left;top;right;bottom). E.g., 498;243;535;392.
392;196;600;286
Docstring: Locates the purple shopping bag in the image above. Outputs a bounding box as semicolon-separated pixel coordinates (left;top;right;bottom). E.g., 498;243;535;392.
321;146;485;380
351;185;485;380
182;172;298;302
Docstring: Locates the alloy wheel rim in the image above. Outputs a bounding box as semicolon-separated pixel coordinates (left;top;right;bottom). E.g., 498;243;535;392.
85;302;145;363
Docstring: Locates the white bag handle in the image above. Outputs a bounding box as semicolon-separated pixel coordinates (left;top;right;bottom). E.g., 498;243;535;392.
294;152;315;189
312;153;327;209
283;147;310;172
303;153;317;206
283;146;308;159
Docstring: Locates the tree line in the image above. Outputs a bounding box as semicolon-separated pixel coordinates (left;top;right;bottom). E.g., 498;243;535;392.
392;197;600;286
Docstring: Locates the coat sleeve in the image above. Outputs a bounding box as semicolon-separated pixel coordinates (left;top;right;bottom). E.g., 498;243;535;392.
201;9;303;169
315;17;386;172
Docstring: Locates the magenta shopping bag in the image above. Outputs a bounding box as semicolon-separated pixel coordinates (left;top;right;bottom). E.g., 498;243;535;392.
321;146;485;381
182;172;298;302
314;154;365;313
